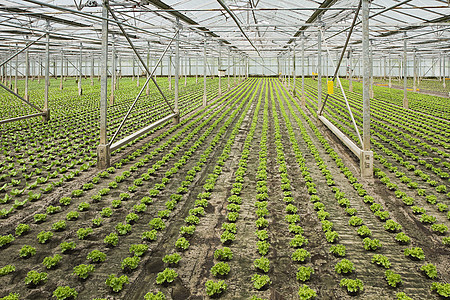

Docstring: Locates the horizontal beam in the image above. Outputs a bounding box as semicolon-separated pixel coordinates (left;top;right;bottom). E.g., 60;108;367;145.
319;115;362;158
0;112;45;125
110;113;175;152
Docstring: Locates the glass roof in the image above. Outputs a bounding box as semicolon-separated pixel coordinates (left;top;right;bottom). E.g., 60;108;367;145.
0;0;448;59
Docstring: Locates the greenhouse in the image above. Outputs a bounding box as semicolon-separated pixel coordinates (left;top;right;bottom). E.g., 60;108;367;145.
0;0;449;299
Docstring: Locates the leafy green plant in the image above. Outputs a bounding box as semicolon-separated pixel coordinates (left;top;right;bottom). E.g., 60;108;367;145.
340;278;364;294
254;257;270;273
42;254;62;269
115;223;132;235
404;247;425;260
335;259;354;274
214;247;233;261
175;237;189;250
384;220;402;232
142;230;157;242
19;245;36;258
371;254;391;269
129;244;148;257
179;225;196;236
385;270;402;287
87;250;106;263
24;270;47;286
77;202;90;212
292;249;310;263
0;265;15;276
329;244;346;257
104;233;119;247
220;231;236;244
144;291;166;300
357;225;372;237
396;292;413;300
297;284;317;299
257;241;270;256
325;231;339;243
431;223;448;234
66;211;79;221
0;234;15;248
73;264;95;279
363;237;382;251
15;224;30;236
100;207;113;218
156;268;178;285
395;232;410;244
162;253;181;265
76;227;93;240
92;217;103;228
34;213;47;223
60;241;76;253
105;274;129;292
296;266;314;282
430;282;450;297
251;274;271;290
149;218;166;231
290;234;308;248
205;280;227;297
37;231;53;244
348;216;363;227
47;205;61;214
211;262;231;277
420;263;437;279
121;256;140;272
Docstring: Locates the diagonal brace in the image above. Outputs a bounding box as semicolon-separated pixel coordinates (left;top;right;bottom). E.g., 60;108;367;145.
106;3;175;115
106;17;179;145
318;0;361;116
0;34;46;68
0;82;43;112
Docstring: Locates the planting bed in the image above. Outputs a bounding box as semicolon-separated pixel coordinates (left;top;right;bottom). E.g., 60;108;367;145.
0;77;449;299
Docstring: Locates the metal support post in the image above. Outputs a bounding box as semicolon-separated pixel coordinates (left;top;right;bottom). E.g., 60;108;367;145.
91;55;94;86
218;43;222;96
65;56;68;82
97;0;110;169
132;57;135;80
388;53;392;88
146;41;150;95
293;44;296;97
195;56;198;84
168;55;172;90
43;28;50;122
25;48;29;100
383;56;387;80
349;47;353;92
203;37;207;107
317;24;322;115
403;32;408;109
185;54;187;87
413;50;417;92
369;40;374;99
443;54;446;88
233;55;236;83
174;17;180;124
110;42;116;104
60;51;64;90
53;57;57;80
78;42;83;95
14;45;18;94
228;48;230;90
288;47;291;90
137;56;140;87
301;34;305;106
361;0;373;177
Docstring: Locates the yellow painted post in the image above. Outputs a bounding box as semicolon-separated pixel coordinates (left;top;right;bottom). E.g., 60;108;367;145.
327;80;334;95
